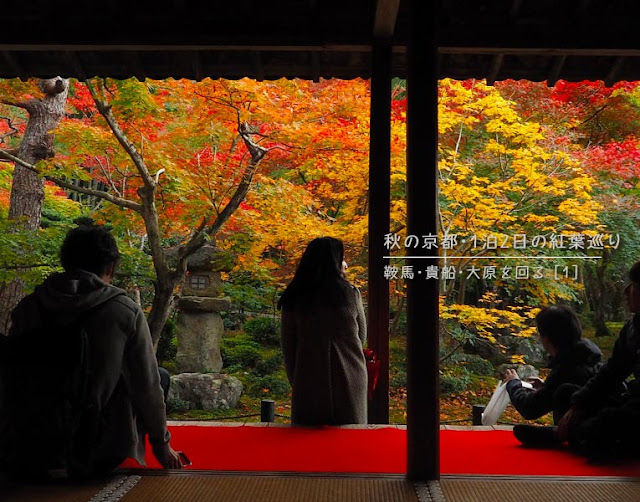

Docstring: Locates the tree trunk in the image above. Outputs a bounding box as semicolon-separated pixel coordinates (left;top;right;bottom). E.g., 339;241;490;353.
81;82;269;349
583;250;613;338
390;291;405;337
148;276;180;351
0;77;69;333
456;273;467;304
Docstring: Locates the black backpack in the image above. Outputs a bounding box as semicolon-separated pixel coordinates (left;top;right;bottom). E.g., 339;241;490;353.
0;306;102;481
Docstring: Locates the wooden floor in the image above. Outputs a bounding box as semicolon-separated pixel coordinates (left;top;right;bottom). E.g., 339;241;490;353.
3;471;639;502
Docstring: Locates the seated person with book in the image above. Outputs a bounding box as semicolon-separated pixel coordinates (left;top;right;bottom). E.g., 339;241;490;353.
503;305;603;442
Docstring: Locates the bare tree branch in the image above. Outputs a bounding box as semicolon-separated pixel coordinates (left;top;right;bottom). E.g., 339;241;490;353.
0;115;19;143
179;121;268;260
85;79;156;189
0;149;142;212
0;98;33;110
94;155;122;197
48;174;142;212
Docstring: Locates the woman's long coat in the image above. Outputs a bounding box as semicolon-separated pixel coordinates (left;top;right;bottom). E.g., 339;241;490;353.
281;283;367;425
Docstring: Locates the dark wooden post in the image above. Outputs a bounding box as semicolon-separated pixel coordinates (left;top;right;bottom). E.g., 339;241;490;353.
367;38;392;424
406;0;440;481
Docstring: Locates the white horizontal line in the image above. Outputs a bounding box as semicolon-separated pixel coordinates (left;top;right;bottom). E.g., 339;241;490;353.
383;256;601;259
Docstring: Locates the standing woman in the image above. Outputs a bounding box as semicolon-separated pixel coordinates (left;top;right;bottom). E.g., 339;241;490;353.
278;237;368;425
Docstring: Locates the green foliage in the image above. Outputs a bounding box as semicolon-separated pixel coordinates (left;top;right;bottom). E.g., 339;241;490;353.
110;78;159;120
244;316;281;346
247;373;291;398
157;315;178;364
222;272;279;331
0;219;65;289
390;336;407;388
221;335;262;370
41;189;82;227
166;398;190;413
253;352;284;377
450;353;495;376
221;311;247;331
390;368;407;388
114;242;155;289
440;366;471;395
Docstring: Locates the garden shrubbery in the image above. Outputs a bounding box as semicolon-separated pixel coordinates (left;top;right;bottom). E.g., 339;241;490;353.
450;353;494;377
244;316;281;346
220;335;262;371
440;366;472;395
253;353;284;377
247;373;291;398
221;327;290;402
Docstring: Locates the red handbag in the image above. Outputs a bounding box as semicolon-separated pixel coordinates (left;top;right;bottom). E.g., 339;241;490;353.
363;348;381;400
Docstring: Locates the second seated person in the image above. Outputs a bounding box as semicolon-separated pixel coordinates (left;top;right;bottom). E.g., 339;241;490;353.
278;237;368;426
504;305;603;437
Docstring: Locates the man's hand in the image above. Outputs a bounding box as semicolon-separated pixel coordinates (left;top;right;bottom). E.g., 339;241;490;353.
154;443;184;469
503;368;520;383
557;406;583;443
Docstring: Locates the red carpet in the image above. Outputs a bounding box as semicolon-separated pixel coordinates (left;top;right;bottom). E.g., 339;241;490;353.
120;425;640;477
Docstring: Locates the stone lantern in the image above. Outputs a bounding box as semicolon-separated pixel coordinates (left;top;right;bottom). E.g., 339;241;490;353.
167;243;243;411
175;243;232;373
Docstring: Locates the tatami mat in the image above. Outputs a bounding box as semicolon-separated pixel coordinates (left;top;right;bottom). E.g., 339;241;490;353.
122;474;418;502
2;473;420;502
439;475;640;502
3;472;639;502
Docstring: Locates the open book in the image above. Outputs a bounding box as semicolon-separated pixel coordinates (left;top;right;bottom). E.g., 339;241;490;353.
481;380;533;426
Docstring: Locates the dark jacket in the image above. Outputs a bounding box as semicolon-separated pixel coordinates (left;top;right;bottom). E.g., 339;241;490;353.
6;270;170;466
572;315;640;409
281;283;367;425
506;338;603;422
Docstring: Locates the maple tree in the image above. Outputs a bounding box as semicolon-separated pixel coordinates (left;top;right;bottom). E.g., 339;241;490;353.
1;75;638;361
497;79;640;336
385;79;627;360
0;77;377;345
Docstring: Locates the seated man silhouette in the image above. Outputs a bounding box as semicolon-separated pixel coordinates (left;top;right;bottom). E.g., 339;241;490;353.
504;305;603;442
515;261;640;460
1;224;182;478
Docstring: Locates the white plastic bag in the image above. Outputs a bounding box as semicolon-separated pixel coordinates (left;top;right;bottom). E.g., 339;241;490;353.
481;380;533;426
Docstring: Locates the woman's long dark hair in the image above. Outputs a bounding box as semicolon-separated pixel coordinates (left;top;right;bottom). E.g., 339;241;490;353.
278;237;350;311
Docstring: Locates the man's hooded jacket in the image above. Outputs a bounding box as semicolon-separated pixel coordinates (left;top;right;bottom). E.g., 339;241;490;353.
6;269;170;466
